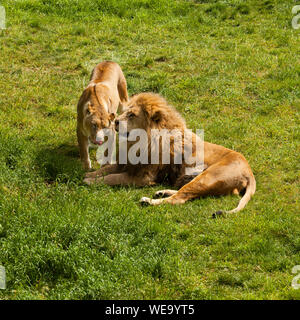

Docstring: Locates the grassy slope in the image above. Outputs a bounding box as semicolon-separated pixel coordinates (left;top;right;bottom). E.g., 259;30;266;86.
0;0;299;299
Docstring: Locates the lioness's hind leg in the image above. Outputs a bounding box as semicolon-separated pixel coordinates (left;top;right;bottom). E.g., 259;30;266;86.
154;189;177;198
117;76;129;113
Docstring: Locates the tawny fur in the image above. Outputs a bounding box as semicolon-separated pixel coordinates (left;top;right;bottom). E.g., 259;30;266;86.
77;61;128;170
84;93;256;214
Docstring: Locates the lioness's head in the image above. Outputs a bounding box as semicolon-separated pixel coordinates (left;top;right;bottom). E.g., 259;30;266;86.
80;85;115;145
115;93;185;135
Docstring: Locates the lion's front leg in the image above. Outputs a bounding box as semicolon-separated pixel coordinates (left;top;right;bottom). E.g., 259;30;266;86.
84;172;155;187
84;163;121;179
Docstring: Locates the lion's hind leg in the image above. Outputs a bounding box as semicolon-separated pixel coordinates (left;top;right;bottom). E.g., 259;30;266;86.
140;186;195;206
140;161;236;207
140;194;187;206
153;189;178;198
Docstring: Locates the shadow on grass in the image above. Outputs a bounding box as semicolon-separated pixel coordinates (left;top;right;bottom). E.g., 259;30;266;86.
35;143;84;184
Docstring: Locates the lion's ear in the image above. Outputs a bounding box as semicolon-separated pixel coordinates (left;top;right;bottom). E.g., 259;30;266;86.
143;105;162;123
151;110;162;123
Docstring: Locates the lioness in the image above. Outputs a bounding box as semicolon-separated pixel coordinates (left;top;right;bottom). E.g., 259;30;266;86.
77;61;128;170
84;93;256;215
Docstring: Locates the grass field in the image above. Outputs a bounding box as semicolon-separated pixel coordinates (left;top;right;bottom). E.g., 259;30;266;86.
0;0;299;300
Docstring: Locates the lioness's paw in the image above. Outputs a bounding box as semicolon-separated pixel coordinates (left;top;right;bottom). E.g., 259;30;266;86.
140;197;151;206
83;160;92;171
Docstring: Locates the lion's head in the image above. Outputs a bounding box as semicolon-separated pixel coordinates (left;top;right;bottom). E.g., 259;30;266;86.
114;93;202;184
114;93;186;135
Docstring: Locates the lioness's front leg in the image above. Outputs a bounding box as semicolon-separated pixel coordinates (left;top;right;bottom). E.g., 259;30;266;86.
77;127;91;170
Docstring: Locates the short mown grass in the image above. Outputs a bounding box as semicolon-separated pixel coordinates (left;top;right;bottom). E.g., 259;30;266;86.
0;0;299;299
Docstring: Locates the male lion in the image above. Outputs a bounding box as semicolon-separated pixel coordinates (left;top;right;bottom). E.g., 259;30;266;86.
84;93;256;215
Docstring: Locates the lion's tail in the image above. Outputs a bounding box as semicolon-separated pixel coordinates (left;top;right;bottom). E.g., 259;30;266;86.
228;174;256;213
213;174;256;217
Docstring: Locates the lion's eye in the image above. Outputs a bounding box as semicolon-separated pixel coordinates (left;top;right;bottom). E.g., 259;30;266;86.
128;113;135;119
93;123;98;130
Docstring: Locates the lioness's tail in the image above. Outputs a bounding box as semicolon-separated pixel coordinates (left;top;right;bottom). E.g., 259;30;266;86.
213;174;256;217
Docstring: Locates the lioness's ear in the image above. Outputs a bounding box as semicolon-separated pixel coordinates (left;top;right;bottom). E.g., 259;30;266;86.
109;113;116;121
85;102;92;116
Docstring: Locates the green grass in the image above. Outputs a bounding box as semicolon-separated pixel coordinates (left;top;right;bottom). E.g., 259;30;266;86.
0;0;299;300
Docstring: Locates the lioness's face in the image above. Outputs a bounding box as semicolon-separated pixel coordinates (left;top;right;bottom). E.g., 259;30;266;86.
82;102;115;146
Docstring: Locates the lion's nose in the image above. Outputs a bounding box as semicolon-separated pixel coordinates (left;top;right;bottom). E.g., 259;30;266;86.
115;119;119;131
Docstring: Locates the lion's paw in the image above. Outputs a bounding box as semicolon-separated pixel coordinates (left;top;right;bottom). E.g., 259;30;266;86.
153;191;165;199
140;197;151;206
